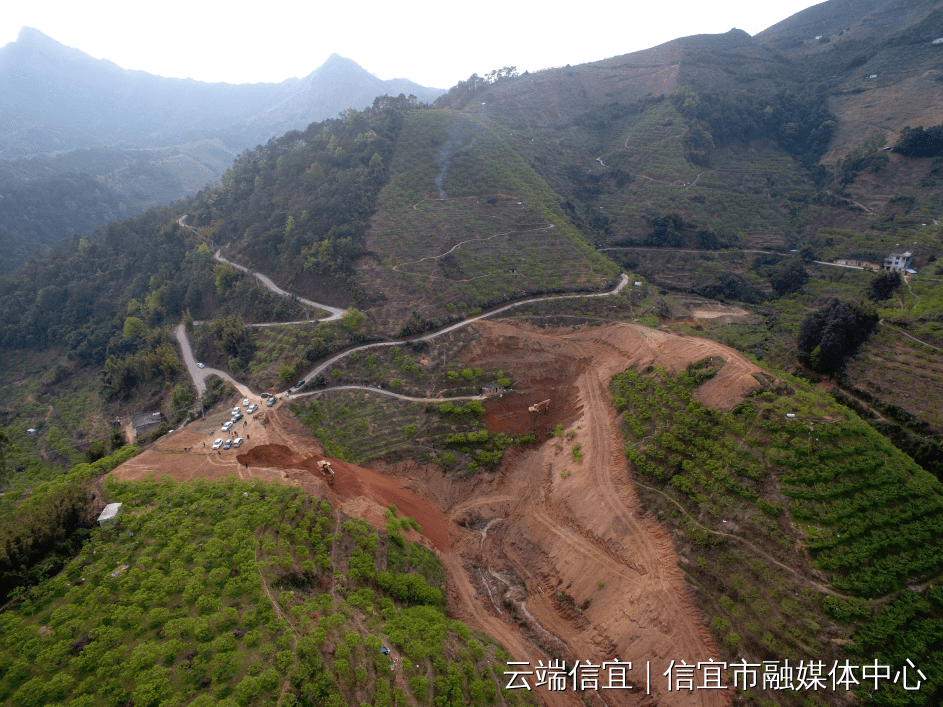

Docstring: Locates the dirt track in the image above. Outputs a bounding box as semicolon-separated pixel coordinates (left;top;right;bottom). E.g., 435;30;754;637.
111;319;761;706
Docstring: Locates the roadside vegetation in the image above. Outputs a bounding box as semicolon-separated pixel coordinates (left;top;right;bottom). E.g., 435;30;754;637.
0;213;316;478
313;338;512;400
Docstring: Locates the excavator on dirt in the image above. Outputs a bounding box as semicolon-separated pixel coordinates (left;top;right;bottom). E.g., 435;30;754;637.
316;460;335;485
528;399;550;414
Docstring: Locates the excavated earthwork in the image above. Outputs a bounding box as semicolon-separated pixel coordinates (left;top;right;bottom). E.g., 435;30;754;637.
111;319;763;706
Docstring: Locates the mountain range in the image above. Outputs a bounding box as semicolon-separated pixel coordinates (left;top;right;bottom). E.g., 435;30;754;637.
0;27;443;157
0;27;444;273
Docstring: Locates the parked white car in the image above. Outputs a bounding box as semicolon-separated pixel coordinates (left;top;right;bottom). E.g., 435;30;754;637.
243;398;250;406
222;421;234;431
247;404;258;414
197;362;205;369
212;438;223;450
233;437;243;447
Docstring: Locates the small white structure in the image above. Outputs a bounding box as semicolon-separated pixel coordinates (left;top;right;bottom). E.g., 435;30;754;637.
26;428;38;436
98;503;123;527
932;38;943;44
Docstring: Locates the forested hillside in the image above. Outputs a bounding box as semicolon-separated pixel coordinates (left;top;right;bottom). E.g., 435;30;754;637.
187;95;412;307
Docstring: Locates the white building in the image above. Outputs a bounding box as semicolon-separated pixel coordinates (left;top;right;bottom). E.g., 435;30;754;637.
884;251;913;272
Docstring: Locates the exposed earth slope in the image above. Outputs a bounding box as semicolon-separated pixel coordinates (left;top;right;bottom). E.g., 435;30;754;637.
114;316;762;706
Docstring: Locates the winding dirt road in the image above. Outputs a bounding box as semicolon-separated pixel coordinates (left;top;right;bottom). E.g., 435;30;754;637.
213;250;346;322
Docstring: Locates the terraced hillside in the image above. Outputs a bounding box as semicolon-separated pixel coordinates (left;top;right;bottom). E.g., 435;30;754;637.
358;110;620;333
0;475;530;707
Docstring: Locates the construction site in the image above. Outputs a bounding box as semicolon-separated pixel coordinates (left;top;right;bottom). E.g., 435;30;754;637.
111;316;764;707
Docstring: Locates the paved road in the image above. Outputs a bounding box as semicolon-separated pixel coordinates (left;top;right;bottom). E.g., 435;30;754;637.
283;274;629;397
174;324;252;398
179;273;628;401
293;385;484;403
179;212;345;323
600;246;778;255
214;250;345;321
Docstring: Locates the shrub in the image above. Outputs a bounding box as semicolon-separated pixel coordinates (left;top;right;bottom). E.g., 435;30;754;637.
410;674;430;701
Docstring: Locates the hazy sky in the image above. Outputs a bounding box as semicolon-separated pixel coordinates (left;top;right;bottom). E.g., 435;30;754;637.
3;0;824;88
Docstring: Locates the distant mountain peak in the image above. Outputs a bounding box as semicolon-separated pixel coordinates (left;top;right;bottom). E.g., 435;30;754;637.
318;53;365;73
11;26;77;55
17;26;54;42
9;26;63;53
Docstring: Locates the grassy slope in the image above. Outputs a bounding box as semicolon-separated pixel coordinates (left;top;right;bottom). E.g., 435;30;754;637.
0;476;533;707
294;390;528;474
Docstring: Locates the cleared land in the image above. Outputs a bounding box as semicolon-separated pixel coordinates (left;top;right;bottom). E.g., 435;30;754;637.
113;318;763;706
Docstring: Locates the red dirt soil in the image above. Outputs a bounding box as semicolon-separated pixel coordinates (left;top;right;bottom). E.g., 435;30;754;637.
109;319;762;706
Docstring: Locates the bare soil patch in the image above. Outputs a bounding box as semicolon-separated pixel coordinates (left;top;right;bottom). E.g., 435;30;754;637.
690;305;749;321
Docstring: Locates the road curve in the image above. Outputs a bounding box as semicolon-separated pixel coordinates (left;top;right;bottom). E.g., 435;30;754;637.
291;274;629;395
178;212;344;322
174;324;252;398
178;273;628;400
214;250;345;322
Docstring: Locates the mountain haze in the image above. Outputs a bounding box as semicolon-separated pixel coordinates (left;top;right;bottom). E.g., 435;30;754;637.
0;28;444;273
0;28;444;158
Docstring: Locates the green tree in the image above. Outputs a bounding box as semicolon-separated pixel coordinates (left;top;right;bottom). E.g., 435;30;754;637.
123;316;146;340
279;364;296;385
769;258;809;297
340;308;366;333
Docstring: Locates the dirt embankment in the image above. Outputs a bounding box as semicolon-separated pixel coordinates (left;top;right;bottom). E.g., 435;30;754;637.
110;406;449;553
110;320;761;706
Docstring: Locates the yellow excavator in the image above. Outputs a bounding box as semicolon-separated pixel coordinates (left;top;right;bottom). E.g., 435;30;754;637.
316;460;335;485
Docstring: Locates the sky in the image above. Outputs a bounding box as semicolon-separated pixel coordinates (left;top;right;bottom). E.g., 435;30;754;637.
2;0;825;89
